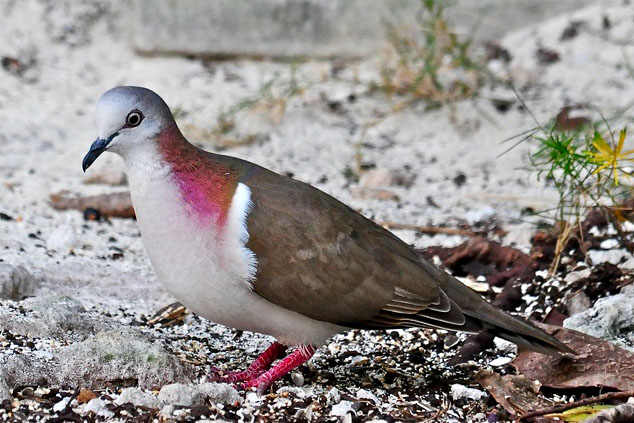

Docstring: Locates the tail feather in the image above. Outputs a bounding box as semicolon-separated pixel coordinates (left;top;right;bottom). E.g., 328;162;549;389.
430;264;576;356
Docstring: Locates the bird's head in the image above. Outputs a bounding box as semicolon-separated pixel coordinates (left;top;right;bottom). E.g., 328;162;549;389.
82;86;176;171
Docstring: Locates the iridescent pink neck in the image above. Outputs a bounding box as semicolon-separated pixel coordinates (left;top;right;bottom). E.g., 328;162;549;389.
157;126;238;227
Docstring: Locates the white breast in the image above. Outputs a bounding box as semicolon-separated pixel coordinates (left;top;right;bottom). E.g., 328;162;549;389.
122;146;344;346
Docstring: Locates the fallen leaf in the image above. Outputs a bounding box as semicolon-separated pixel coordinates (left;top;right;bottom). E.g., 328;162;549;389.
76;388;96;404
49;191;135;219
423;237;535;286
546;405;614;422
513;323;634;391
476;370;553;416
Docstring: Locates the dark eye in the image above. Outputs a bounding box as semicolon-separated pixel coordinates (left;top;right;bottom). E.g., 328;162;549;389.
125;110;143;127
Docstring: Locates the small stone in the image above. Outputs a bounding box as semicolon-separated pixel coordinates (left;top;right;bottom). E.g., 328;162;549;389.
53;397;70;412
115;387;161;409
356;389;380;405
326;387;341;405
450;384;488;401
563;268;591;284
600;239;620;249
489;357;512;367
563;291;591;315
84;398;114;418
198;382;241;404
350;355;368;366
330;400;355;417
159;404;175;418
0;264;39;300
83;208;101;221
564;288;634;351
158;383;239;407
291;372;304;387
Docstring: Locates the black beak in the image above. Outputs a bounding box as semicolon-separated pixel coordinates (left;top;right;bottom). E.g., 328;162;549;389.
82;133;118;172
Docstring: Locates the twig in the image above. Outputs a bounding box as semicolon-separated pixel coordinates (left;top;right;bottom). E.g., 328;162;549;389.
378;221;477;237
518;390;634;421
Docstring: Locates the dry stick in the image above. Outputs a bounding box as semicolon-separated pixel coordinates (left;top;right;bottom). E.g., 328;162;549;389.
378;221;478;237
518;390;634;422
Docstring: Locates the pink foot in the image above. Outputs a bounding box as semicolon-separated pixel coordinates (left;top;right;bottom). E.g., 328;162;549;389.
242;344;316;395
208;342;287;383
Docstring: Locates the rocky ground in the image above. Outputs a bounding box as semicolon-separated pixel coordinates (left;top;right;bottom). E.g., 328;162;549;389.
1;0;634;422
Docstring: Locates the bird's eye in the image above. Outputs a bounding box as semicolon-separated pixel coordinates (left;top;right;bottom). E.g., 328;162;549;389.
125;110;144;127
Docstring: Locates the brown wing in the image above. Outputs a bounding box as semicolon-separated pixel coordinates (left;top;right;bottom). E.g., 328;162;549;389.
237;161;469;331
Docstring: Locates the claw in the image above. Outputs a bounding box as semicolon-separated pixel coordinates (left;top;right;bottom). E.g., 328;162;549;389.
241;344;316;394
207;342;287;384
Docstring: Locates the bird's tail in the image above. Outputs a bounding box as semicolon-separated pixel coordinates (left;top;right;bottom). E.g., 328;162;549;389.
430;263;575;356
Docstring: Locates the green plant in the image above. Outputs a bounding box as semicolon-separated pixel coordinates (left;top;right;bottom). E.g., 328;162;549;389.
522;113;632;272
379;0;483;103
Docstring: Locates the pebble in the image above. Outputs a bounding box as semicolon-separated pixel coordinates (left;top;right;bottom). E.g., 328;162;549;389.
563;291;591;315
489;357;512;367
357;388;380;405
158;382;240;407
450;384;488;401
600;239;620;249
84;398;114;418
291;372;304;386
52;397;70;412
563;268;591;284
326;387;341;405
0;264;39;300
330;400;355;417
115;387;161;409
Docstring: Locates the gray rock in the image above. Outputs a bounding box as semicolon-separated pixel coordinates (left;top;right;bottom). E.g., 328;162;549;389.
0;264;39;300
158;383;207;407
0;294;111;338
158;382;240;407
115;387;161;409
56;330;194;389
198;382;241;404
564;288;634;351
0;329;195;390
562;290;592;316
0;376;10;401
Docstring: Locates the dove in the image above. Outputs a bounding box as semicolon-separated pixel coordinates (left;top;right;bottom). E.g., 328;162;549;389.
82;86;573;393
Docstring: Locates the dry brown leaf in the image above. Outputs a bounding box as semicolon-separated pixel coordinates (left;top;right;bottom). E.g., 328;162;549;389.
76;388;97;404
476;370;554;416
423;237;535;287
513;323;634;391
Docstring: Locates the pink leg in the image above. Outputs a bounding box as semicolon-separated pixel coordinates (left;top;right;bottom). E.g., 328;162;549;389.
243;344;316;394
209;342;287;383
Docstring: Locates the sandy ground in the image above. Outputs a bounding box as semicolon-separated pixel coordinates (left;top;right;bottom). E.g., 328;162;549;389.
1;0;634;421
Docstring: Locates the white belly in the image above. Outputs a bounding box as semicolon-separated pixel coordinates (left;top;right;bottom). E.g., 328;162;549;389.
125;160;343;346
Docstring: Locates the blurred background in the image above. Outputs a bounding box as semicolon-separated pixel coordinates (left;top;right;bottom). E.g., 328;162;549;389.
1;0;634;420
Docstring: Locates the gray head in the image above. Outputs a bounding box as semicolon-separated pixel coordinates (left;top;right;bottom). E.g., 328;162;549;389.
82;86;176;171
